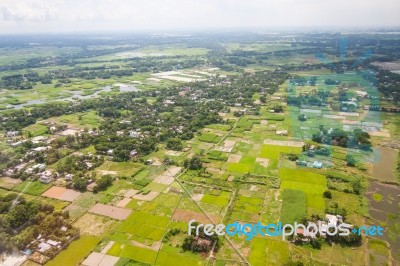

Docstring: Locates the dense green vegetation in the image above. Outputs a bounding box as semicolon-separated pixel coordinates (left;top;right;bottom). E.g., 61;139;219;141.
0;32;399;265
0;193;77;255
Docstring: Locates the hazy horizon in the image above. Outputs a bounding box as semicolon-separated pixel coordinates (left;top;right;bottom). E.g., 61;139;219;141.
1;0;400;34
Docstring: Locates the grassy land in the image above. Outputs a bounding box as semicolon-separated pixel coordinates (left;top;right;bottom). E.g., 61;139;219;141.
280;189;307;224
42;111;101;129
23;123;49;137
198;132;222;143
46;235;99;266
249;237;289;265
13;181;51;196
107;242;158;264
116;211;170;245
94;160;144;177
260;144;302;160
280;168;327;216
201;192;230;206
156;250;203;266
65;192;106;220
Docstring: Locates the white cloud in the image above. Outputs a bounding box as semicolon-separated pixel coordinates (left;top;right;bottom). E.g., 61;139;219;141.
0;0;399;33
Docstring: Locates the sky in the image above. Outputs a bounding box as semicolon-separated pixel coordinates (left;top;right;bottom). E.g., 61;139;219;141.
0;0;399;34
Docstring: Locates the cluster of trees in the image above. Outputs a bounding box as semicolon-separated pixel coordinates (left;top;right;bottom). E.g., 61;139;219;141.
287;90;329;107
56;154;104;174
324;79;341;85
183;221;220;253
0;193;77;254
312;127;371;150
289;76;316;86
93;175;113;192
183;156;203;170
375;69;400;103
166;138;183;151
0;68;290;177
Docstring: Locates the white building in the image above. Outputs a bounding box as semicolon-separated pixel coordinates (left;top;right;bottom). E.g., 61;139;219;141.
39;170;53;184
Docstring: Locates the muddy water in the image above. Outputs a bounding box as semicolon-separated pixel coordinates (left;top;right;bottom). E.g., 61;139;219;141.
366;181;400;261
371;146;398;182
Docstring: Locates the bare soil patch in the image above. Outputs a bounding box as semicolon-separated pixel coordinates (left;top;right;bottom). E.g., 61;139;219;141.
198;142;214;150
58;129;79;136
164;166;182;177
101;241;115;254
215;140;236;152
124;189;139;198
41;186;81;202
191;193;204;201
97;170;117;175
0;177;22;189
339;112;359;117
116;197;131;207
343;120;361;125
369;131;391;137
130;239;161;251
165;150;182;156
250;185;259;191
227;154;241;163
300;109;321;114
371;61;400;71
172;209;219;224
89;203;131;220
206;168;225;175
82;252;119;266
323;114;345;120
263;139;304;147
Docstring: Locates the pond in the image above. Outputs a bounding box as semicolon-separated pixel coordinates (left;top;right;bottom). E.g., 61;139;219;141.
366;181;400;261
370;146;398;182
3;84;139;110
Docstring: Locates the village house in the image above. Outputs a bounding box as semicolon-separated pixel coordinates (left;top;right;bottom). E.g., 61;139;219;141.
356;90;368;98
49;126;57;133
130;149;138;157
312;161;323;169
32;146;50;152
13;163;27;173
31;136;48;144
39;170;53;184
276;130;288;136
33;163;46;171
296;160;308;167
119;120;131;124
85;162;94;169
4;169;14;176
129;130;141;138
193;236;212;252
65;174;73;181
5;130;20;138
10;140;28;147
